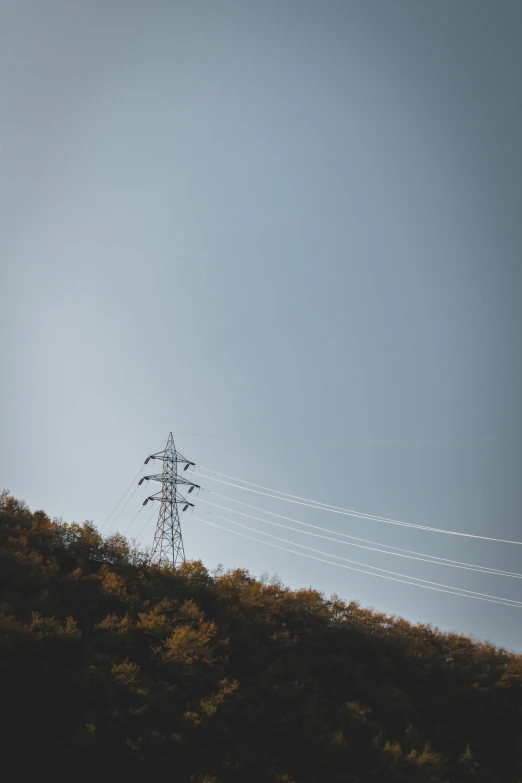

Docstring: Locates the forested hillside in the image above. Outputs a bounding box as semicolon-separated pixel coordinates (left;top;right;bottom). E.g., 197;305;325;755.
1;490;521;782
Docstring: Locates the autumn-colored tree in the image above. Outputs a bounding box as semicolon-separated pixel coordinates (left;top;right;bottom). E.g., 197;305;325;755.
0;490;521;782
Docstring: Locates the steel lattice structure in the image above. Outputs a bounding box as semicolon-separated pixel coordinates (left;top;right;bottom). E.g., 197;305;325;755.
140;433;198;567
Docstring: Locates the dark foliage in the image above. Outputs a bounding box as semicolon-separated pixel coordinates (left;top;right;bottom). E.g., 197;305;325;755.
1;490;521;782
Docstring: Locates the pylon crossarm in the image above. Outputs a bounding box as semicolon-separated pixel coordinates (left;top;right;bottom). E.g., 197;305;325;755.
140;474;199;489
145;453;195;465
139;474;163;485
143;492;162;505
144;452;165;464
176;476;200;488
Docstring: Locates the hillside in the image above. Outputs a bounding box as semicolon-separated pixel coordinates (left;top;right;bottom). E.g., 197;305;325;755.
1;490;521;782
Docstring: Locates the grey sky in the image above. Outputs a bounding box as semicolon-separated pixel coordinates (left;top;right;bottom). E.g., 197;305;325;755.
1;1;521;649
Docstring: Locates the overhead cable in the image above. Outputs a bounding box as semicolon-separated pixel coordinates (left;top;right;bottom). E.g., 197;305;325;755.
192;517;521;609
201;511;522;606
135;507;159;541
122;504;144;536
195;469;522;546
100;466;145;531
101;436;167;532
193;515;522;609
108;485;140;532
198;496;522;580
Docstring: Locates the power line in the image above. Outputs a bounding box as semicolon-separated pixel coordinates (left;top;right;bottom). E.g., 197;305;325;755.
100;465;145;531
194;515;522;609
195;469;522;546
178;431;507;445
134;507;159;541
201;490;522;577
100;436;168;532
107;485;140;532
223;516;522;605
121;504;144;537
198;496;522;580
201;512;522;606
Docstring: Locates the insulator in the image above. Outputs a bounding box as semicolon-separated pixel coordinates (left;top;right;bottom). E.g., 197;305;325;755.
138;477;144;485
188;485;194;494
145;457;150;464
184;463;190;471
182;503;189;512
143;498;149;506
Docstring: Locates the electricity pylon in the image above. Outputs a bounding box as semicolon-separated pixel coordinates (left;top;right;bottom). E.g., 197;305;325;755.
140;433;198;567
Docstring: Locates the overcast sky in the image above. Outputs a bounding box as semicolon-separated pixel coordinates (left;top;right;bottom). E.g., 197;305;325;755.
1;0;522;649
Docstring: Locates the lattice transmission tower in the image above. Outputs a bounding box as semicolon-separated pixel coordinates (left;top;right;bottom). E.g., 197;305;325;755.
140;433;198;567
